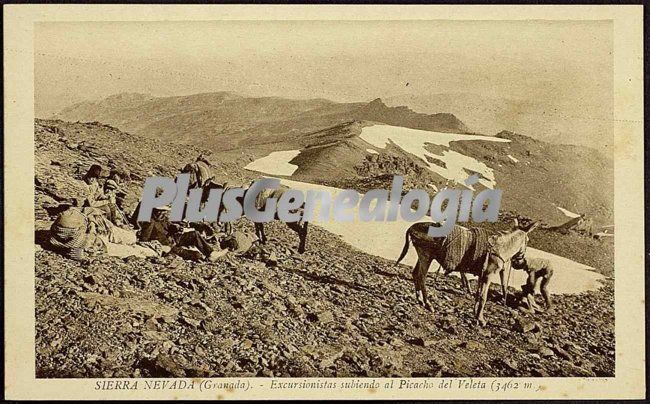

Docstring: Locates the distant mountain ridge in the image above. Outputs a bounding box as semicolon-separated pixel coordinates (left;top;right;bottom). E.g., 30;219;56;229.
54;91;613;225
245;121;613;227
385;92;613;151
56;92;471;151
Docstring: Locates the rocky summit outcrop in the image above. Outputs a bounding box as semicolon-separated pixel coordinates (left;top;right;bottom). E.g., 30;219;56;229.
356;98;470;134
35;119;614;378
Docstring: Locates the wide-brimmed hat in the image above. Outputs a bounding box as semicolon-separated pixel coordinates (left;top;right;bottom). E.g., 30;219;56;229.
49;208;101;251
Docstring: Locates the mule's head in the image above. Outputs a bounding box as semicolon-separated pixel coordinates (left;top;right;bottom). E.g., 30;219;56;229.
495;219;540;260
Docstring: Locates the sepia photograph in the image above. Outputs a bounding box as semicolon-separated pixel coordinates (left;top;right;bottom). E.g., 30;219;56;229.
4;4;645;400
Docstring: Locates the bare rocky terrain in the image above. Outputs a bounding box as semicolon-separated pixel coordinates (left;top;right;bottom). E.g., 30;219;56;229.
35;119;614;378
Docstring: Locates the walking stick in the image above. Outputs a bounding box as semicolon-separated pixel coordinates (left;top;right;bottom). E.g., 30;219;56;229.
504;262;512;306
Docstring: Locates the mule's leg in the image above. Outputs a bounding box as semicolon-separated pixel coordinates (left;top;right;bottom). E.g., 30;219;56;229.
412;259;423;305
476;271;499;326
461;272;473;295
473;277;482;315
475;253;491;315
500;262;512;305
285;221;307;253
499;267;507;303
417;252;435;312
475;274;492;326
255;223;266;244
540;274;553;312
298;221;308;253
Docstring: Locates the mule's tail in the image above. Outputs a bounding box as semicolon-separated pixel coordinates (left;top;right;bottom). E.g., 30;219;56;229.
396;229;411;265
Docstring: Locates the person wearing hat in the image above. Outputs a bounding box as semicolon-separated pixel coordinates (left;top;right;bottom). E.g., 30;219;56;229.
137;205;178;246
136;205;221;261
83;164;110;210
83;164;126;226
50;207;161;261
104;170;129;227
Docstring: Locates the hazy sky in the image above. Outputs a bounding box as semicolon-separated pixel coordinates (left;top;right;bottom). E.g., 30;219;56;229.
35;20;612;119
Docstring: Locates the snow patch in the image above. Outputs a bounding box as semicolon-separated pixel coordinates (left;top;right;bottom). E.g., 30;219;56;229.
507;154;519;163
523;247;603;294
245;150;301;176
275;177;604;295
359;124;510;189
557;206;581;218
366;149;379;155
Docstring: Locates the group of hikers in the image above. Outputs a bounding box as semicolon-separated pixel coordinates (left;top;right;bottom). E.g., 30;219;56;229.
47;157;263;263
46;156;554;322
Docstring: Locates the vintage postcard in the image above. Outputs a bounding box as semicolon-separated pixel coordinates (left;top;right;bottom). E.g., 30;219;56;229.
4;4;645;400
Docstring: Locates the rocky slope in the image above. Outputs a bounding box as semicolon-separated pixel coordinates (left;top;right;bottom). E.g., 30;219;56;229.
35;119;614;378
450;130;613;227
244;120;613;227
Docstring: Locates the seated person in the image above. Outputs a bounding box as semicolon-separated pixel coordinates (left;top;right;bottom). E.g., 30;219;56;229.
49;207;107;261
511;252;554;313
137;206;178;246
137;206;218;261
103;171;129;227
49;207;158;261
82;164;120;225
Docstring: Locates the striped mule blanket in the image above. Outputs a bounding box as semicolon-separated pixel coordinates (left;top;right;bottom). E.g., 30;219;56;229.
254;186;303;211
439;226;493;276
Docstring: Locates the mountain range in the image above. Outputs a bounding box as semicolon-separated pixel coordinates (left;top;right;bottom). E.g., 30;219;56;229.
55;92;469;151
51;92;613;226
